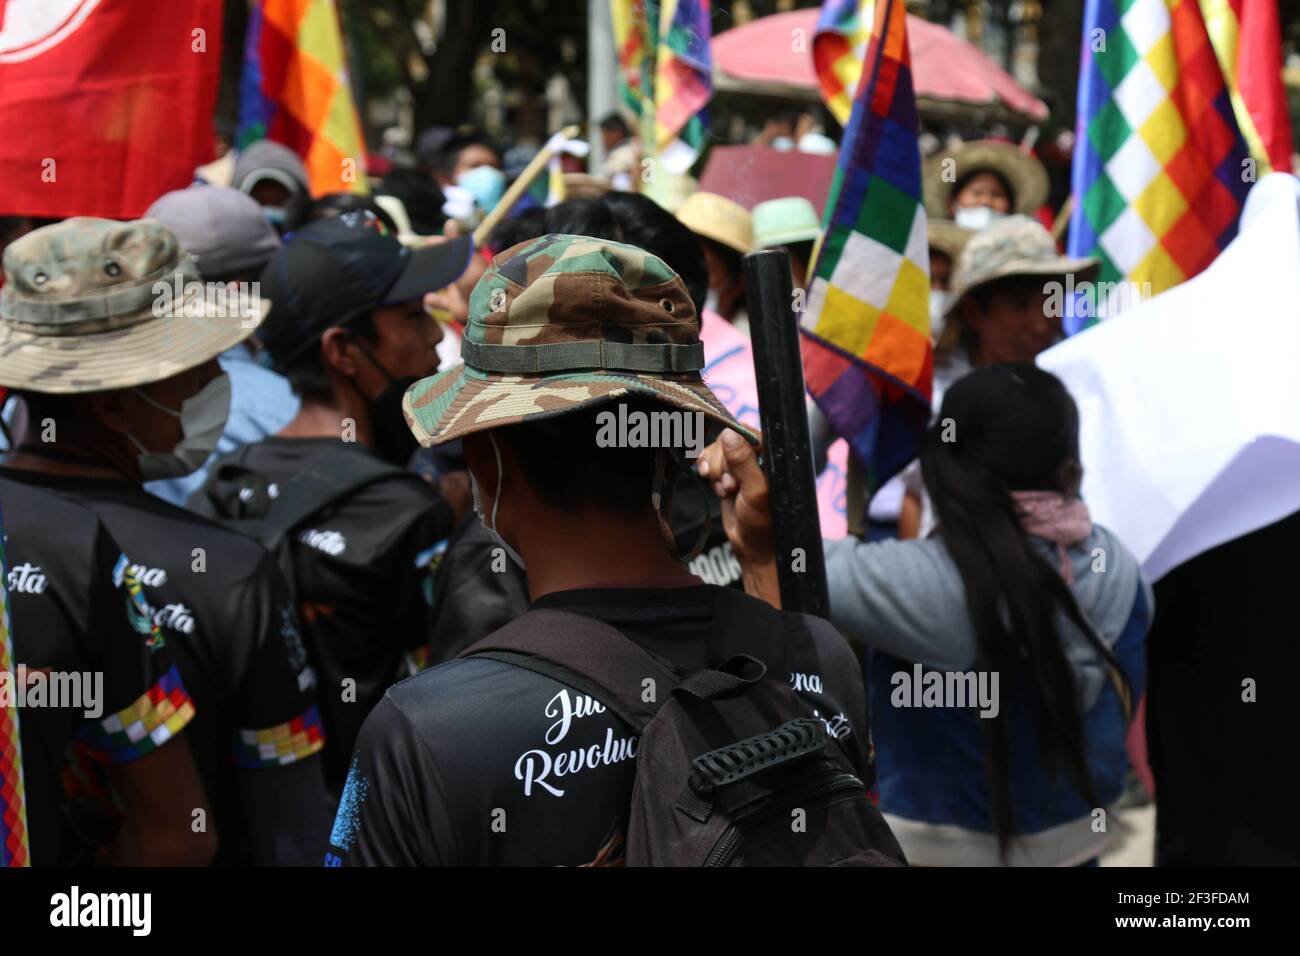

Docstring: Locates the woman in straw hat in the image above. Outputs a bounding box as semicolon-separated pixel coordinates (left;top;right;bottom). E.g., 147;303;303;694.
675;191;755;326
923;139;1049;232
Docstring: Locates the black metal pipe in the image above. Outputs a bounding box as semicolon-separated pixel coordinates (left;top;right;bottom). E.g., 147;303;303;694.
742;249;829;618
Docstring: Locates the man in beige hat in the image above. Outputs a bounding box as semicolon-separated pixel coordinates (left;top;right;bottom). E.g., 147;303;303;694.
0;217;329;865
942;214;1098;374
676;190;754;325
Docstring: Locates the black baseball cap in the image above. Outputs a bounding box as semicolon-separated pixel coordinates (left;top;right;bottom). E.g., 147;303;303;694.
257;209;473;365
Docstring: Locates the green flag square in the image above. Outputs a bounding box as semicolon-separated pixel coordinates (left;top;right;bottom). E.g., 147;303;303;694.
1082;170;1127;238
1088;98;1132;163
856;175;916;256
1094;26;1140;91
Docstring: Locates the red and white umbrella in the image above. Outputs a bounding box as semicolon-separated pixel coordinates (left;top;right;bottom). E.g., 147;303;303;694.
712;9;1049;125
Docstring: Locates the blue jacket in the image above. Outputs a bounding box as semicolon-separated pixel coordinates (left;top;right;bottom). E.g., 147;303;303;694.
824;523;1151;865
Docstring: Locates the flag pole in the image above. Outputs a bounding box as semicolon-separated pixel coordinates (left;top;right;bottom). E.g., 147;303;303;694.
473;124;582;246
1051;194;1075;242
743;249;829;618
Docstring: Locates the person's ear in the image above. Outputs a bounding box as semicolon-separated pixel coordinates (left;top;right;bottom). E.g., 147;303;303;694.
320;327;360;378
88;389;134;436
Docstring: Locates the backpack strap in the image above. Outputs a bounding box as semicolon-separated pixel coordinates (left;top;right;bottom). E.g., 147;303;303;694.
205;447;412;550
461;604;782;734
461;609;683;732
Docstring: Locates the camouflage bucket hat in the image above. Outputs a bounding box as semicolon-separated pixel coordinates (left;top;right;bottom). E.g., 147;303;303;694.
945;214;1099;318
403;234;760;448
0;217;268;394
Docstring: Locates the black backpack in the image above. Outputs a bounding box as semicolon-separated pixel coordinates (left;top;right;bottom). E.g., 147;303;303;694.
190;445;419;604
461;591;906;867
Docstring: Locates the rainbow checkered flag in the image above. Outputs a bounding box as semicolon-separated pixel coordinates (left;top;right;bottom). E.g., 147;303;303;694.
813;0;875;126
239;0;368;196
0;506;30;867
652;0;712;154
1068;0;1250;321
801;0;932;495
612;0;654;119
611;0;712;170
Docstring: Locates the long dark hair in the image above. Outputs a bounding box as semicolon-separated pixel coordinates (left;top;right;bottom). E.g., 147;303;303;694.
919;363;1127;856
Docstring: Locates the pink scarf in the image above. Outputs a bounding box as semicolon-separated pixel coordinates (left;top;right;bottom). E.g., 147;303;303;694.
1011;491;1092;584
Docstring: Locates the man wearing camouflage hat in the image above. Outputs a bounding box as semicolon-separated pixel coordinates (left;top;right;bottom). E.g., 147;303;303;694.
328;235;885;866
0;217;328;865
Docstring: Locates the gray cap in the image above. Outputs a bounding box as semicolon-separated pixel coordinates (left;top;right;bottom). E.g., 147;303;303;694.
145;185;281;280
232;139;310;197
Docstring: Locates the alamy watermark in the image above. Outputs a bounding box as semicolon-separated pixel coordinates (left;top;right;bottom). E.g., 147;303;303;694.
595;402;706;459
0;666;103;718
152;276;263;328
890;664;1000;719
1044;275;1152;322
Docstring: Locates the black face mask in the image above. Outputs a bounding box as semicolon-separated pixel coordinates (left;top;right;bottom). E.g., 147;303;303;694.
348;336;421;467
368;373;421;466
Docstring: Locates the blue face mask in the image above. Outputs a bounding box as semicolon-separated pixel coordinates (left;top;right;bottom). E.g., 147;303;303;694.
456;165;507;214
263;206;288;227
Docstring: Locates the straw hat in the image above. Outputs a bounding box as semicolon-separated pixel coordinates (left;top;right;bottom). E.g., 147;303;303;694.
675;191;754;255
922;140;1049;219
0;218;267;394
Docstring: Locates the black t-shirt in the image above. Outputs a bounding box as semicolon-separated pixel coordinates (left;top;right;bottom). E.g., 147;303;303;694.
1147;509;1300;865
188;437;455;791
0;476;194;866
0;467;322;864
328;583;869;866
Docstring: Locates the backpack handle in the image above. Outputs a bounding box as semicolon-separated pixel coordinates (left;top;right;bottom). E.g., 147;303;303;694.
688;718;829;795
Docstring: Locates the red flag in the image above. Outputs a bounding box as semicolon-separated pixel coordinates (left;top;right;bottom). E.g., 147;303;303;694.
1229;0;1294;172
0;0;223;219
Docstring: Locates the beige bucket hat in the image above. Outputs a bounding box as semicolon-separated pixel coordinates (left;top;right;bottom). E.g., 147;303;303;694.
945;215;1099;319
675;191;755;255
0;217;268;394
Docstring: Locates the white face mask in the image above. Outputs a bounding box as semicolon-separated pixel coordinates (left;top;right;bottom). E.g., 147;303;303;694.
470;432;526;570
929;289;952;339
127;374;231;480
953;205;1006;231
